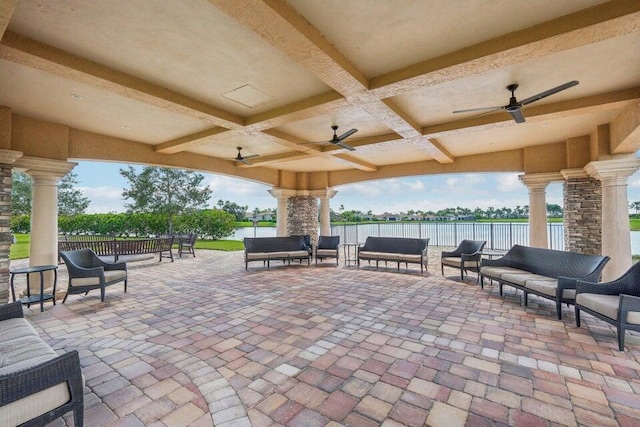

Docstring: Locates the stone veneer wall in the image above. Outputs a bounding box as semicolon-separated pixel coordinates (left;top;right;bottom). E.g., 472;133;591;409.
563;177;602;255
287;196;318;245
0;164;11;303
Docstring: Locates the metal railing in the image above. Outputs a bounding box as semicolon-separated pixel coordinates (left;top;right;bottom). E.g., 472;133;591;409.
330;222;565;251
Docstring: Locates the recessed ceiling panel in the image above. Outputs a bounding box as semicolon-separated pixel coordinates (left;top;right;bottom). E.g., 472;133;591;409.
288;0;608;77
9;0;330;116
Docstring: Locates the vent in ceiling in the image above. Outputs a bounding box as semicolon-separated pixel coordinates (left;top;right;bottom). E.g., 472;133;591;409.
222;84;275;108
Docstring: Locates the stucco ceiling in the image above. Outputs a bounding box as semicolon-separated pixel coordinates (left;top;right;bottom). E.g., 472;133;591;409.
1;0;639;182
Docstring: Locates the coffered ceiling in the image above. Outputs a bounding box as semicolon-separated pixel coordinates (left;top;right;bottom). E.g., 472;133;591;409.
1;0;639;186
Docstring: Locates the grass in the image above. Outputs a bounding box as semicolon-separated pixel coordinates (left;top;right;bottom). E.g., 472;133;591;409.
630;218;640;231
9;234;243;260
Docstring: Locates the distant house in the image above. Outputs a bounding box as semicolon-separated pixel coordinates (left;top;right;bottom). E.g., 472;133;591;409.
378;212;400;221
254;210;275;221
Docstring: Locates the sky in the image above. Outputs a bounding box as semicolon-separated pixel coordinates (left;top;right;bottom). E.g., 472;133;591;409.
73;160;640;215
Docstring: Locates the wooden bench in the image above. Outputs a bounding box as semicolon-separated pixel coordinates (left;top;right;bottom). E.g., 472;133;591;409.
357;237;430;274
58;237;175;263
244;236;311;269
480;244;609;319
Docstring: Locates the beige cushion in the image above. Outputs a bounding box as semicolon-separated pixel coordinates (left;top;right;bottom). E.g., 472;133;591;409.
480;266;525;279
246;251;309;261
316;249;338;257
0;382;72;427
283;250;310;258
359;251;423;262
501;272;550;286
576;294;640;324
524;279;575;298
70;269;126;286
0;335;58;374
0;318;40;342
442;257;478;268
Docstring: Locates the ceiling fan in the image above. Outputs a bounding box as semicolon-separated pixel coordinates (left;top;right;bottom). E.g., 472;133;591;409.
234;147;259;165
326;125;358;151
453;80;579;124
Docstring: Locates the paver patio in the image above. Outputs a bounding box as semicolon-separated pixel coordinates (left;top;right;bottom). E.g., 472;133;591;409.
10;248;640;426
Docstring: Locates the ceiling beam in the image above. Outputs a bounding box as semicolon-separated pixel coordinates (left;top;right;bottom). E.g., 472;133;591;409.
237;151;312;168
0;31;244;128
422;88;640;139
610;102;640;154
0;0;18;39
155;127;230;154
332;154;377;172
370;0;640;98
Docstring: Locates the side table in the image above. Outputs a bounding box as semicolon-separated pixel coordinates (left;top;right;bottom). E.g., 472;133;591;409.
342;242;363;266
10;265;58;312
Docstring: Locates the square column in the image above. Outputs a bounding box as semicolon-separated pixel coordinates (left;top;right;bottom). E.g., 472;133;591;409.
585;158;640;281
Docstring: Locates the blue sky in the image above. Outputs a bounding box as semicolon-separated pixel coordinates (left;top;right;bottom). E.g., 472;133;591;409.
73;160;640;215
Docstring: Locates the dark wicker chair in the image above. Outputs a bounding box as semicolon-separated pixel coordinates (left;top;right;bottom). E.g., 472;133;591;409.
441;240;486;280
315;235;340;265
59;249;127;303
575;263;640;351
178;233;197;257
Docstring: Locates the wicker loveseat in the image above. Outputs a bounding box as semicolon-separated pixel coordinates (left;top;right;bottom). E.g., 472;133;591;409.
244;236;311;269
0;302;84;426
479;245;609;319
357;237;430;274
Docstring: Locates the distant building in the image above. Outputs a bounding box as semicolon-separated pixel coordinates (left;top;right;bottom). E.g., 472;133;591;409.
254;210;275;221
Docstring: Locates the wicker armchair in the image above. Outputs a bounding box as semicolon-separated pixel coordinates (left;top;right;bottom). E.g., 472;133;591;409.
178;233;197;257
315;235;340;266
575;262;640;351
60;249;127;303
441;240;486;280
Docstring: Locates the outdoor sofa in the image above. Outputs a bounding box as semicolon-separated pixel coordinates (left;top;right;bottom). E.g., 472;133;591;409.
357;237;430;274
0;302;84;426
244;236;311;269
479;244;609;319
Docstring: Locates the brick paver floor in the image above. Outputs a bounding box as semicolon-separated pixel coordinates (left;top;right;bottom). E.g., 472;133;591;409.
11;247;640;426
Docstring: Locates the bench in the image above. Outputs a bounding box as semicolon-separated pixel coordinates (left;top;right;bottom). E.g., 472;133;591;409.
0;302;84;426
58;237;175;263
479;244;609;319
357;237;430;274
244;236;311;270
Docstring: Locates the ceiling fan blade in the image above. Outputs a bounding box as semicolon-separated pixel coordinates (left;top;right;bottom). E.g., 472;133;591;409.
242;154;260;159
509;109;526;124
239;158;252;166
519;80;579;106
453;106;502;114
337;141;356;151
337;128;357;141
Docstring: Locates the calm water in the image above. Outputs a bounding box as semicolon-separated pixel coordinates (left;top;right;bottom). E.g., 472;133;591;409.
228;223;640;254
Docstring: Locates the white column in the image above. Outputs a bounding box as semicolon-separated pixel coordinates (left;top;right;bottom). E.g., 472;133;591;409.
585;159;640;281
268;188;296;237
15;157;76;293
519;173;562;249
314;188;337;236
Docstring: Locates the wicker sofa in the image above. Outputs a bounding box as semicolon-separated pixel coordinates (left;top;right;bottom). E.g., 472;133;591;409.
479;245;609;319
0;302;83;426
357;237;430;274
244;236;311;269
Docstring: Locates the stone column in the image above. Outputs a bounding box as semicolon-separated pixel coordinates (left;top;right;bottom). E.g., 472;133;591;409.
561;169;602;255
585;158;640;281
268;188;296;237
15;157;76;293
313;188;337;237
519;173;562;248
287;196;319;244
0;150;23;303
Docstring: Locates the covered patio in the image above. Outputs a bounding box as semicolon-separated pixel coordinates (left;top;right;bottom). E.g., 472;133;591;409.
16;249;640;427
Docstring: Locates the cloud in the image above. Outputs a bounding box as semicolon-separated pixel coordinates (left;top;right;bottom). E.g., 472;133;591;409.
495;174;524;192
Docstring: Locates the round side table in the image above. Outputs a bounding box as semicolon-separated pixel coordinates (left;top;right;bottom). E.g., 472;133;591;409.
10;265;58;312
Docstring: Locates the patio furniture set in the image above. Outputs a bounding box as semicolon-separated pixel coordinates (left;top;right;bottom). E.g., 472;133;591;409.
244;235;341;269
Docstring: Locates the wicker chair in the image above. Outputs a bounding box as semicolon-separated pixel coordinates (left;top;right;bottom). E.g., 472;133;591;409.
178;233;197;257
575;263;640;351
315;236;340;266
441;240;486;280
60;249;127;303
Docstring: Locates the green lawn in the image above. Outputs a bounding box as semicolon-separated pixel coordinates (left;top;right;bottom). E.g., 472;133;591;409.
10;234;244;260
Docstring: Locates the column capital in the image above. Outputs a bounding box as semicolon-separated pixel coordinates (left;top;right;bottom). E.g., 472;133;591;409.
14;156;77;179
585;158;640;184
561;168;589;180
268;188;297;199
0;149;23;164
309;188;337;199
518;172;563;189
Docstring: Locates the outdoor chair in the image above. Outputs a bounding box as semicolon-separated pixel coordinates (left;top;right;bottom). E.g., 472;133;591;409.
179;233;197;257
315;235;340;266
575;262;640;351
441;240;486;280
60;249;128;303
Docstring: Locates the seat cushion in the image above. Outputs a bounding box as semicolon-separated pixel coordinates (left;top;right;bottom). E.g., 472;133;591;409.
70;269;126;286
359;251;422;262
0;335;58;374
524;279;574;298
0;318;40;342
576;294;640;324
0;382;72;427
442;257;478;268
316;249;338;257
480;266;526;279
501;272;550;286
